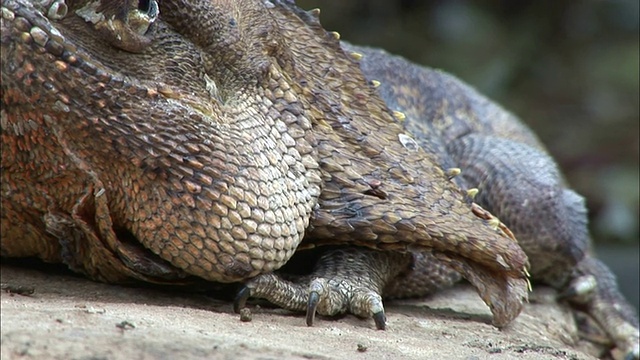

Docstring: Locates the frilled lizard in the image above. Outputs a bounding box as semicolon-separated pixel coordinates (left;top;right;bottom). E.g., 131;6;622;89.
0;0;637;358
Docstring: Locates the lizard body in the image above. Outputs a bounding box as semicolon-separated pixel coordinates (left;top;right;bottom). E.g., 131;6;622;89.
349;44;639;357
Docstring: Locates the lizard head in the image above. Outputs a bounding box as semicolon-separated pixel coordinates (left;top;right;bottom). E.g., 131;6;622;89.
2;0;297;104
1;0;324;282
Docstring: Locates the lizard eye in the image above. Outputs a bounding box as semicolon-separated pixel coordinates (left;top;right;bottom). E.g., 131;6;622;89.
75;0;160;53
129;0;159;36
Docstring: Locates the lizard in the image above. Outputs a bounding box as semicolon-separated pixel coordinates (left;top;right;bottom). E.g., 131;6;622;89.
0;0;528;326
349;43;640;358
0;0;637;358
234;17;639;358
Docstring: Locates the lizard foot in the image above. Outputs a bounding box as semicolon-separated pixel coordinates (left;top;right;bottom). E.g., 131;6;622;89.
234;248;411;329
304;276;387;329
563;258;640;360
305;273;389;329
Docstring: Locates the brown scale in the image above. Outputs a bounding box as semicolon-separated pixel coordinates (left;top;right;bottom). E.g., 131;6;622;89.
1;1;637;358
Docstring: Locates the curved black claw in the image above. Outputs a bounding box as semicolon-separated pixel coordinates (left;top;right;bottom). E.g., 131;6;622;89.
233;286;251;314
373;310;386;330
306;291;320;327
230;249;402;329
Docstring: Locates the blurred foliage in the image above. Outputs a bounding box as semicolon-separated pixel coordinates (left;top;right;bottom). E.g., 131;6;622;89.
297;0;640;246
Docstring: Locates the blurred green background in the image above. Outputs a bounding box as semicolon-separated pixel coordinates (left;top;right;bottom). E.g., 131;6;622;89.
297;0;639;310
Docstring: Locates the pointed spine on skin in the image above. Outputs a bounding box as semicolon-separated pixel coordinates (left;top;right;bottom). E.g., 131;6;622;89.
523;268;533;292
350;52;363;61
309;8;321;18
392;111;406;122
466;188;479;199
446;168;461;180
487;217;501;231
370;80;381;88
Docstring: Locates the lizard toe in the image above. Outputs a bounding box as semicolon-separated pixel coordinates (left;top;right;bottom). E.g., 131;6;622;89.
233;286;252;314
373;310;387;330
306;289;321;326
305;276;387;329
234;272;310;318
234;247;406;328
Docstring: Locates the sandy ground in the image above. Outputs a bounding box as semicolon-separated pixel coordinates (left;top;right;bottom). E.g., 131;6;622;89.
1;262;607;360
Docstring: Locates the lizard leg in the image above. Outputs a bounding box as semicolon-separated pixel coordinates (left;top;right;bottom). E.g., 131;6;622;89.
235;247;412;329
449;134;639;358
350;43;637;356
562;257;640;359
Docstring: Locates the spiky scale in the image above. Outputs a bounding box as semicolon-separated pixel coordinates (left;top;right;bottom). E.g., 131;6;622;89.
467;188;479;199
392;111;406;121
446;167;461;180
350;52;363;61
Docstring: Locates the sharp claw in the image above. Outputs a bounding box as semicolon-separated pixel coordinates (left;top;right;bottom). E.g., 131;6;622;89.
306;291;320;327
557;275;597;303
373;310;386;330
233;286;251;314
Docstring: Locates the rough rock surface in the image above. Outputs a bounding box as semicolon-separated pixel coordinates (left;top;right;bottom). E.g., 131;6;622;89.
1;262;602;360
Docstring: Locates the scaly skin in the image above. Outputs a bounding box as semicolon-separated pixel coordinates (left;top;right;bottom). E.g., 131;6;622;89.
6;1;635;357
351;44;639;358
236;27;638;360
1;0;528;329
